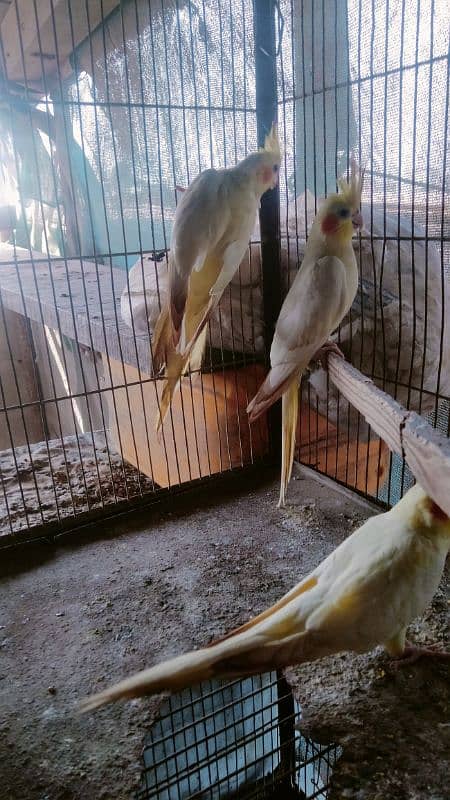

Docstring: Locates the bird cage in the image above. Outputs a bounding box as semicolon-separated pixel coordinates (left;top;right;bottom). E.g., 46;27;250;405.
137;672;341;800
0;1;449;799
0;0;448;542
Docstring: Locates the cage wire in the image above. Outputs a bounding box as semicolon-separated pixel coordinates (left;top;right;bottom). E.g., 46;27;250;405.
0;0;267;539
137;672;341;800
0;0;448;540
276;0;450;506
0;0;448;796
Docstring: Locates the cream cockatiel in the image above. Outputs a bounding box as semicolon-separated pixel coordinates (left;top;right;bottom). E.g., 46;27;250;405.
81;484;450;711
152;125;281;429
247;163;364;506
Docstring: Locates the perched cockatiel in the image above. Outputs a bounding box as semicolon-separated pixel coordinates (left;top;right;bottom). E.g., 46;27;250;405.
152;124;281;429
247;163;365;506
81;484;450;711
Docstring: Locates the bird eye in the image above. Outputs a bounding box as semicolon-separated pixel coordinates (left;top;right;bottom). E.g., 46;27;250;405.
338;207;350;218
273;164;279;172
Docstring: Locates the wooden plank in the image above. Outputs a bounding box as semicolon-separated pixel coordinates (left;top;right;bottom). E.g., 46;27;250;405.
328;353;450;516
0;245;153;374
1;0;121;85
105;358;268;487
29;318;108;439
0;1;12;27
0;307;45;448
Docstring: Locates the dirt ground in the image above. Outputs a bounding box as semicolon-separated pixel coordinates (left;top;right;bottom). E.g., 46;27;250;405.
0;466;448;800
0;432;154;537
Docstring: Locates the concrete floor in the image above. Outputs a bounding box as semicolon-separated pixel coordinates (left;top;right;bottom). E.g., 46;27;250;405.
0;466;448;800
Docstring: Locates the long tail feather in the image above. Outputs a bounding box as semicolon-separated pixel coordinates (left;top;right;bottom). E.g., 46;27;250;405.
178;296;215;357
156;351;184;432
80;590;308;712
151;304;172;375
156;327;208;432
80;648;219;711
247;364;297;423
278;378;299;508
79;630;303;712
187;327;207;375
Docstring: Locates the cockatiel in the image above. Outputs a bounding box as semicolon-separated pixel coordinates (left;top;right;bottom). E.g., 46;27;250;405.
152;124;281;429
81;484;450;711
247;163;365;506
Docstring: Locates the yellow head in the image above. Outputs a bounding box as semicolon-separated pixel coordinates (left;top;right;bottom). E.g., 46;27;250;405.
320;159;365;241
237;122;281;195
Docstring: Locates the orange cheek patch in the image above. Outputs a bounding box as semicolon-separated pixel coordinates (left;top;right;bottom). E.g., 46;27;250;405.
321;213;339;234
262;166;273;184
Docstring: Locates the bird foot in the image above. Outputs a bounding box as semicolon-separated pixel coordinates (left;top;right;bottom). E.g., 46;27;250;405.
310;340;345;370
391;641;450;669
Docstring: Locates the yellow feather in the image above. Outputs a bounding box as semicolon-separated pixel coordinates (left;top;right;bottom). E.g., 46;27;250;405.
155;348;185;433
181;251;222;350
80;484;450;713
151;304;171;375
335;158;365;208
278;376;300;507
261;121;281;161
155;252;222;430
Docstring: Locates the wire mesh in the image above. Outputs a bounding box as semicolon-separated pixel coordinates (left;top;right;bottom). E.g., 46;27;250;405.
276;0;449;504
0;0;448;541
0;0;271;540
138;671;341;800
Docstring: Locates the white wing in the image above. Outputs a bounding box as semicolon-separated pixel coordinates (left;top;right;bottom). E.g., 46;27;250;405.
271;255;348;368
248;256;349;419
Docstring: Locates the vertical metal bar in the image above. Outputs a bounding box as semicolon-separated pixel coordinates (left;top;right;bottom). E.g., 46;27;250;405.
65;0;132;500
45;0;118;508
129;0;173;483
254;0;282;463
433;45;449;428
184;0;214;477
418;0;436;417
31;0;100;511
158;0;197;483
276;670;297;789
146;0;183;486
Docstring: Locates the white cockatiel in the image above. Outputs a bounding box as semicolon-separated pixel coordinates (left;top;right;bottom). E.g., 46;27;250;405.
152;124;281;429
81;484;450;711
247;163;365;506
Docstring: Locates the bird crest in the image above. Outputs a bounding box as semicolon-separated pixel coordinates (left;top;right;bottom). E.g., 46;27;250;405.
337;157;365;208
261;122;281;161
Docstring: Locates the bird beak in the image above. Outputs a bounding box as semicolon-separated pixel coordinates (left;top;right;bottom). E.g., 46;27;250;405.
352;210;363;230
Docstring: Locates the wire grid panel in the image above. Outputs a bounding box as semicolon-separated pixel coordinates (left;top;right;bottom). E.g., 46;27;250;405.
276;0;449;505
0;0;271;540
138;672;340;799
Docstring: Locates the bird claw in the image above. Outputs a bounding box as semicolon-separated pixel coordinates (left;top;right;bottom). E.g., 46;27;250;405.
310;340;345;371
391;641;450;669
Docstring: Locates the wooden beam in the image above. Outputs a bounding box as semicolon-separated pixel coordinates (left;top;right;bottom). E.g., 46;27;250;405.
0;1;12;27
1;0;121;86
0;244;152;374
327;353;450;516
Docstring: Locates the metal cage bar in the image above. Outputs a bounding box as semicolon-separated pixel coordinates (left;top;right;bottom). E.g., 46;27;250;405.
138;671;340;799
0;0;279;542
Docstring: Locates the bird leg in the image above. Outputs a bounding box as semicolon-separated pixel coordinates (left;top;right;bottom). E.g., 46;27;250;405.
310;340;345;370
391;641;450;669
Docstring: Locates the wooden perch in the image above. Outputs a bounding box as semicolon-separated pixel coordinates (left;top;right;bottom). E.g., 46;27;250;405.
328;353;450;516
